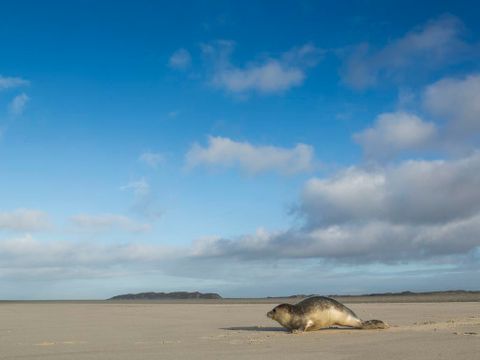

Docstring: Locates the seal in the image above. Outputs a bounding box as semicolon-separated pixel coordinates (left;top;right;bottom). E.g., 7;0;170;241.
267;296;388;332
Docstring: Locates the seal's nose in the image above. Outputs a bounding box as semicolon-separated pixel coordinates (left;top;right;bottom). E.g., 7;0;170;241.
266;311;273;318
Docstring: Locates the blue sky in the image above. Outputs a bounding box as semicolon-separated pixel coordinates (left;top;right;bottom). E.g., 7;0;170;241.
1;0;480;299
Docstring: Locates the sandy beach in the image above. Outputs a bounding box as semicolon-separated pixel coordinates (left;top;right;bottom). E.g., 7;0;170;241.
1;301;479;359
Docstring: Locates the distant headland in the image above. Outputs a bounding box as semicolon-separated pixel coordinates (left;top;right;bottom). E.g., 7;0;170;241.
108;291;222;300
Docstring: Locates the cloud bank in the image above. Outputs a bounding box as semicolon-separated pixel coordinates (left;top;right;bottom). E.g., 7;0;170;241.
191;152;480;263
70;214;151;233
0;209;51;232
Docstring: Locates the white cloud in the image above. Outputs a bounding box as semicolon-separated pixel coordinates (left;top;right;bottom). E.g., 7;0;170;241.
9;93;29;115
186;136;315;174
301;152;480;226
0;209;51;232
120;178;150;197
70;214;151;233
213;61;304;93
139;152;165;168
424;73;480;134
203;41;322;94
354;112;437;159
342;15;472;89
169;48;192;69
0;75;29;90
301;168;387;226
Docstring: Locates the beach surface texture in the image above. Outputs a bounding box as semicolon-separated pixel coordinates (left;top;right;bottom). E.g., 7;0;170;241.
1;300;479;359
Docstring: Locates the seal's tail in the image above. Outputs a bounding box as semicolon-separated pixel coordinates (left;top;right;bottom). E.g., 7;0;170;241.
361;319;389;329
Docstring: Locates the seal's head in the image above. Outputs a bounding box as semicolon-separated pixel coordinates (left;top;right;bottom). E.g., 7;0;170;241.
267;303;294;327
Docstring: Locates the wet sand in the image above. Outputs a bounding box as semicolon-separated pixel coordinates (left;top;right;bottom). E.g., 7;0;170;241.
1;301;479;359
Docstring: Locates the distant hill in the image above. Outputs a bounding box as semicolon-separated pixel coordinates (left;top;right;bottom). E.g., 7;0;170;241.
108;291;222;300
331;290;479;297
259;290;480;304
269;290;480;299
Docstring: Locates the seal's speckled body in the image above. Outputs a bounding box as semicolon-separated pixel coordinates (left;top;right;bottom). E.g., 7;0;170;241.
267;296;388;332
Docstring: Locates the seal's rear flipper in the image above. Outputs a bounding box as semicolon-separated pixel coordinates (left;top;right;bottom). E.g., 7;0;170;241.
361;320;389;329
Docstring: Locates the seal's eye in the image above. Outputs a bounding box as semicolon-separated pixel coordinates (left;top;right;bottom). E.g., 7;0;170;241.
273;308;276;313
